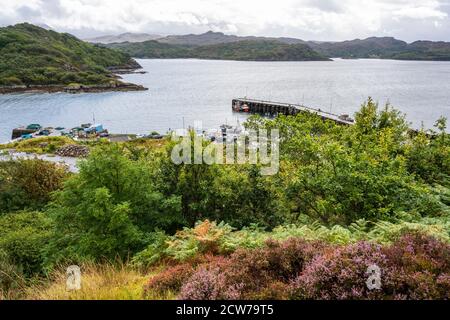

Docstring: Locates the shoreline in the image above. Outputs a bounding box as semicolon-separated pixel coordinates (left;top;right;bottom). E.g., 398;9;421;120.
0;149;79;172
0;64;148;95
0;81;148;95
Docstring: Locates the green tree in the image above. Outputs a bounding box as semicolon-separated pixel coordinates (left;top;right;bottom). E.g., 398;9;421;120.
0;159;68;213
406;117;450;185
44;144;182;266
0;211;52;276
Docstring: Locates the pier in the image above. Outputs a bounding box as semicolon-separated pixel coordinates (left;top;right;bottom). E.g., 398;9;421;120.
232;98;355;126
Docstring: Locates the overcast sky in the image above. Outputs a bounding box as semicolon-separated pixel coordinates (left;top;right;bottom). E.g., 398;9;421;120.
1;0;450;41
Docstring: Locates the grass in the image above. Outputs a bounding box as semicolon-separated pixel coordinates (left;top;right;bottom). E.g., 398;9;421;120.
0;136;169;155
24;263;153;300
123;137;169;150
0;136;75;154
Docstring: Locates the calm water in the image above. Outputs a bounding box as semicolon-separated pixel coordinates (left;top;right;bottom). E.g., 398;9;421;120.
1;58;450;142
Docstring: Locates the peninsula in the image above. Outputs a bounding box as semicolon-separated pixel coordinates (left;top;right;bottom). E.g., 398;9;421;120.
0;23;147;94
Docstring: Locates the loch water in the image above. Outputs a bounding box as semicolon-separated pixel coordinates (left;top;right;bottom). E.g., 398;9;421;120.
1;58;449;142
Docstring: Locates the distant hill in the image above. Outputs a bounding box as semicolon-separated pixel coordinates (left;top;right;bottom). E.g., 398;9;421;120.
309;37;450;60
107;39;330;61
108;41;191;59
86;32;162;44
0;23;144;91
392;41;450;60
157;31;305;46
309;37;409;58
191;40;329;61
109;30;450;61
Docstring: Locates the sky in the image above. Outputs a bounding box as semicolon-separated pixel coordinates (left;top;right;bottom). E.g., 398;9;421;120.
0;0;450;42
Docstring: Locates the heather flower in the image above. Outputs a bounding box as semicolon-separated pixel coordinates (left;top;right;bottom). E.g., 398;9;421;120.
178;267;243;300
289;241;388;300
144;263;194;298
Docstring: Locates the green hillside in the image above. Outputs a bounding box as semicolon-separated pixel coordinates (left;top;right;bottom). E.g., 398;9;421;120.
107;39;330;61
192;40;329;61
310;37;450;60
390;41;450;61
108;40;191;59
309;37;408;59
0;23;141;86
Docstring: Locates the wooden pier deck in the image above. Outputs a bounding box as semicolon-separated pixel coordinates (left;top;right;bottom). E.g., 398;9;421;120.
232;98;355;126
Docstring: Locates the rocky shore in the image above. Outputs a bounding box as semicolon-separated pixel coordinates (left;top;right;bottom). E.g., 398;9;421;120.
107;60;148;74
0;82;147;94
0;59;148;94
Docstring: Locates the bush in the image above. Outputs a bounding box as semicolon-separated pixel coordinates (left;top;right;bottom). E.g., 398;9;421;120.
44;144;183;267
144;263;195;299
382;233;450;299
0;211;53;277
289;241;388;300
0;159;69;212
179;266;242;300
131;231;170;268
133;217;450;267
289;233;450;300
165;220;233;261
149;233;450;300
0;76;23;85
177;238;326;300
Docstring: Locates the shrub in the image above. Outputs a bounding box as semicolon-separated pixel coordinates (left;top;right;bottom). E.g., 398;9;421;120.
132;217;450;268
144;263;195;299
179;267;242;300
152;233;450;300
165;220;233;261
131;231;170;268
0;159;69;212
44;144;183;267
1;136;74;154
289;241;388;300
0;76;23;85
0;211;53;277
289;233;450;300
177;238;326;300
382;233;450;300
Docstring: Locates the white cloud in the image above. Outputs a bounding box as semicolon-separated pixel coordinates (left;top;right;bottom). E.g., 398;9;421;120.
0;0;449;41
393;6;447;19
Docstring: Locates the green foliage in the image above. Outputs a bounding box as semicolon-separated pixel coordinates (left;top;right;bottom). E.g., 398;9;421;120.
131;231;170;267
406;117;450;185
155;136;285;228
0;159;69;212
43;144;183;267
132;216;450;267
0;23;136;86
0;97;447;300
248;98;449;225
0;211;53;277
0;249;26;299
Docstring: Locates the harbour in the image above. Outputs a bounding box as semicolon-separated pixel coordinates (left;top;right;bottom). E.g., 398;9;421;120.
1;58;450;143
